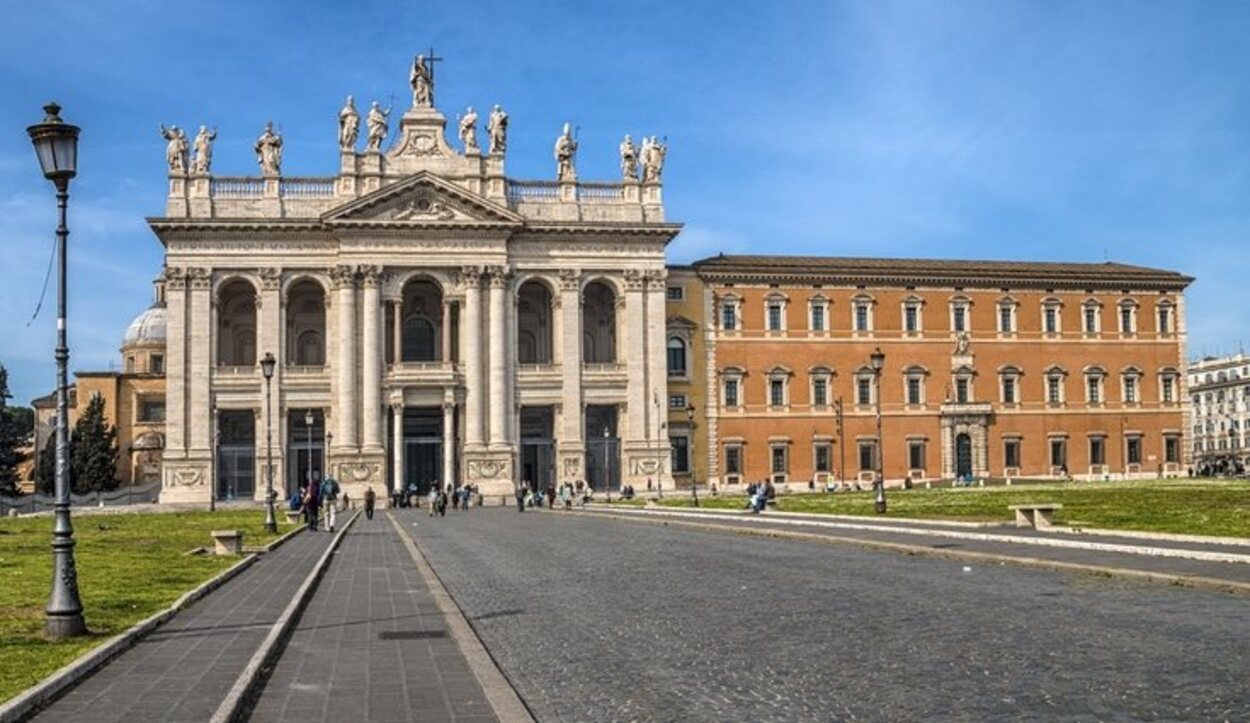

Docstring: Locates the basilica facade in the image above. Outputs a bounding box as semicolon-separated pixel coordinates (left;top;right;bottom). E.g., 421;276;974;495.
153;63;677;504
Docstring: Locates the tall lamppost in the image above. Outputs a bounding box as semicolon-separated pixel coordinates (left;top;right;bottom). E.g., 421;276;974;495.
304;409;314;497
603;425;612;504
870;347;887;514
687;403;699;507
260;352;277;533
210;406;218;512
29;102;86;640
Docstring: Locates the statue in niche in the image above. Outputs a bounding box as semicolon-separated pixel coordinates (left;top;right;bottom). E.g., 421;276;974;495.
159;124;188;173
191;125;216;174
338;95;359;150
254;122;283;175
953;331;971;356
458;106;479;153
641;136;667;183
410;54;433;107
366;101;391;152
487;104;508;155
619;135;639;181
554;122;578;181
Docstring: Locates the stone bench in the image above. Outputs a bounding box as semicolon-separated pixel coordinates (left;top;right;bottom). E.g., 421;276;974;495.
285;510;302;524
211;529;244;555
1009;504;1062;530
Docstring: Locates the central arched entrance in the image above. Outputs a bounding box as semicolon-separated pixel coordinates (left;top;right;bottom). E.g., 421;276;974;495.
955;433;973;480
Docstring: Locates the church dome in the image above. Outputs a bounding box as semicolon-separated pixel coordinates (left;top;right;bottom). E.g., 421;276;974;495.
122;304;167;348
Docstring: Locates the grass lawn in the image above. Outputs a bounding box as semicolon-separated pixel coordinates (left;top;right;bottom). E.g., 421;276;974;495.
651;479;1250;538
0;509;291;704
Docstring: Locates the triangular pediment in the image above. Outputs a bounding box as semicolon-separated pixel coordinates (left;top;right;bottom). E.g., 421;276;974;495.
322;172;522;226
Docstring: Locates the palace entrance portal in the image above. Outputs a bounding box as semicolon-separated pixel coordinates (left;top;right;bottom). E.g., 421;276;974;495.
519;406;555;489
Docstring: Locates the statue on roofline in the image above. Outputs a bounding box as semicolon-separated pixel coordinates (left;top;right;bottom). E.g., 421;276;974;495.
487;104;508;155
339;95;359;151
554;122;577;181
192;125;216;174
254;121;283;175
458;106;479;154
410;54;433;107
159;124;188;174
366;101;391;152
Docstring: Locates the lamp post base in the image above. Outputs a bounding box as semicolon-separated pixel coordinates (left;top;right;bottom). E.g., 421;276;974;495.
45;612;87;640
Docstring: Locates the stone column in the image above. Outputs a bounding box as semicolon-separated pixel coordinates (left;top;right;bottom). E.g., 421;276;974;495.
461;267;484;447
391;401;404;501
442;402;455;486
187;267;212;455
391;299;403;364
441;300;452;363
559;270;583;479
623;270;647;444
645;270;668;445
331;265;357;451
361;267;383;453
257;268;283;499
163;268;188;455
487;267;510;448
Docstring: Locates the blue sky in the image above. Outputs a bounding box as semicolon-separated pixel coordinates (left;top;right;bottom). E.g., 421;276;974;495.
1;0;1248;404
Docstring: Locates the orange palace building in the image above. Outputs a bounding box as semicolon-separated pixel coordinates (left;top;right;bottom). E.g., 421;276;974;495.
671;255;1192;489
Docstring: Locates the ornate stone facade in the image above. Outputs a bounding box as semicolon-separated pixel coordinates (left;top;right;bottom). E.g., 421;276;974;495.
153;61;677;504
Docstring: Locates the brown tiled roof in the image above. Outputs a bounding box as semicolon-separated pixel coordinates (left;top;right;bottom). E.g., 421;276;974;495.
691;254;1193;290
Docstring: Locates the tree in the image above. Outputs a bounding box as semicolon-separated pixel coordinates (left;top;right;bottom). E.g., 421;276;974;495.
70;392;118;494
0;365;30;496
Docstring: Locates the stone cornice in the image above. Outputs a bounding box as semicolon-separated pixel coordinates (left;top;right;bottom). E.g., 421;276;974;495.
696;268;1191;292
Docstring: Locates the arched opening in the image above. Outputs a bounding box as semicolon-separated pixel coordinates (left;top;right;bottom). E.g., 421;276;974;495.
667;337;687;377
401;279;443;362
517;280;553;364
217;279;257;366
582;281;617;363
286;280;326;366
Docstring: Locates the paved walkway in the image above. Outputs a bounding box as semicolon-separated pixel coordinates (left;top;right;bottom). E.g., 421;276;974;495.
411;507;1250;721
247;512;498;723
592;506;1250;586
32;530;332;723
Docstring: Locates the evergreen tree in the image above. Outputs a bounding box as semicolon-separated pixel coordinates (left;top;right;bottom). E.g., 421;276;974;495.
35;434;57;495
0;365;29;496
70;392;118;494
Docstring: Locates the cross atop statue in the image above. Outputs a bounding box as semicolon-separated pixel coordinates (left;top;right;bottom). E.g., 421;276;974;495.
410;47;444;109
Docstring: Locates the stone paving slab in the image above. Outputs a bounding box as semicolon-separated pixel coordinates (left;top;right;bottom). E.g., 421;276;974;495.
412;508;1250;722
598;508;1250;586
31;530;333;723
247;512;498;723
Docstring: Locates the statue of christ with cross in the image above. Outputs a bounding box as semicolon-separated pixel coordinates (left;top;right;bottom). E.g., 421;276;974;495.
410;49;442;108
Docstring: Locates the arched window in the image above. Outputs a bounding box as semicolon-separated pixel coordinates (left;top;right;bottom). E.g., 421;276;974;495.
217;279;258;366
582;281;617;363
400;279;443;362
517;280;553;364
667;337;687;377
286;280;326;366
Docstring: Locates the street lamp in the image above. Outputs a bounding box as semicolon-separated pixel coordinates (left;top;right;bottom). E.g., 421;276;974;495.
870;347;887;514
603;425;612;504
29;102;86;640
260;352;277;533
305;409;314;498
687;403;699;507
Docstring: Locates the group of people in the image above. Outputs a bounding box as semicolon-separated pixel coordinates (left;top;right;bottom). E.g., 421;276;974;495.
288;471;342;532
514;479;591;512
745;480;777;514
425;483;481;517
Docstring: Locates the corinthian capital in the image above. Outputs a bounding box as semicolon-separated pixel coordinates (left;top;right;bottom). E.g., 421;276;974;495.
359;265;383;287
558;268;581;292
330;265;357;289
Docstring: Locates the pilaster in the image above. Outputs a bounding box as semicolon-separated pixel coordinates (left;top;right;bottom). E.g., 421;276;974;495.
460;267;484;448
331;265;358;452
558;269;585;482
360;266;383;453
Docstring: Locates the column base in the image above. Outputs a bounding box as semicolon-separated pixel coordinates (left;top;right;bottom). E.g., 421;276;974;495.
463;448;515;497
159;456;212;504
557;442;585;483
329;451;387;505
622;442;673;490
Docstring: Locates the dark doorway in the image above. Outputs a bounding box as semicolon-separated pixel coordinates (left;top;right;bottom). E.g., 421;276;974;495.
216;410;256;500
955;433;973;479
585;405;620;492
520;406;555;488
401;407;444;495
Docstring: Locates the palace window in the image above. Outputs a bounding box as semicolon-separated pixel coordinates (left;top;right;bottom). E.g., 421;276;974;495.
950;298;970;333
1001;375;1017;405
720;297;739;331
1119;299;1138;335
138;398;166;423
769;379;786;407
670;434;691;474
856;376;873;406
1126;436;1142;465
150;354;164;374
902;296;923;334
1164;435;1180;464
955;377;971;404
811;375;830;408
908;441;925;471
724;445;743;475
766;295;786;332
1083;300;1101;334
667;337;688;377
858;441;877;472
1086;374;1103;405
1042;298;1062;335
809;296;829;332
1089;436;1106;466
668;394;687;409
666;285;684;301
1160;372;1177;404
1004;439;1021;469
1157;304;1172;334
998;298;1017;335
852;295;874;333
814;443;832;474
1122;369;1141;404
771;445;789;476
724;378;741;408
1050;438;1067;469
1047;372;1065;405
906;376;923;406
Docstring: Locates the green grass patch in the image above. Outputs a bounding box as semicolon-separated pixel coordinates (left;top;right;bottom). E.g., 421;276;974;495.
0;509;291;704
658;479;1250;538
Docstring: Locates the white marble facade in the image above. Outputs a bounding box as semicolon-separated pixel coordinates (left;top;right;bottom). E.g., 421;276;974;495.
154;66;678;504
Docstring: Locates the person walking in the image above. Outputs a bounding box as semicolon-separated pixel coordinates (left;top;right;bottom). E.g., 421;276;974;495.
515;482;527;512
303;481;321;531
320;473;340;532
451;484;461;511
364;486;376;520
427;485;438;517
460;485;471;512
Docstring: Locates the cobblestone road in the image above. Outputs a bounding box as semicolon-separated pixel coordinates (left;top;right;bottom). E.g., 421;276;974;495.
404;508;1249;722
